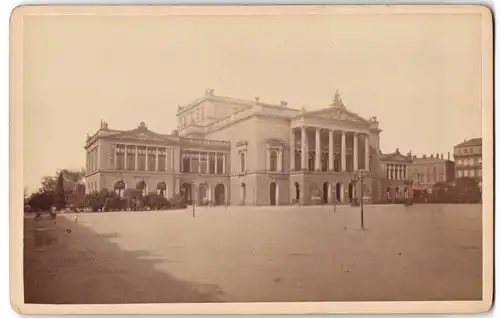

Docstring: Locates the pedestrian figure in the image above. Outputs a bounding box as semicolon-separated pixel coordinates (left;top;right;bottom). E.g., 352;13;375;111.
50;206;57;224
333;190;337;213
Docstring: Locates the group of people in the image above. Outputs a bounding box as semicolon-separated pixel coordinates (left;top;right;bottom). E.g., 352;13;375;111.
34;206;58;224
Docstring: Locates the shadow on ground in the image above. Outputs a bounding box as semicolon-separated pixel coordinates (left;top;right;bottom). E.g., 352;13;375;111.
23;216;224;304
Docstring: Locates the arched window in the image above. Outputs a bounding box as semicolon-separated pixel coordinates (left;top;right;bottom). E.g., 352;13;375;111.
239;152;246;172
270;150;278;171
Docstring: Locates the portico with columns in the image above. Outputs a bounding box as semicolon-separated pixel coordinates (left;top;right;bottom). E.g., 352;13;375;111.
288;91;381;205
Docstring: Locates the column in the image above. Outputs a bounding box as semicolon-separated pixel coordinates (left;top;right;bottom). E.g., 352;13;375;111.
266;147;270;171
353;133;358;171
165;148;170;171
155;149;159;171
198;152;202;173
215;152;219;174
145;147;148;171
135;146;138;170
328;130;334;171
341;131;346;172
206;152;210;173
124;146;128;170
389;164;392;179
278;148;283;171
97;144;101;171
170;149;174;171
222;153;226;174
208;185;212;201
114;145;117;169
301;127;307;170
315;128;321;171
290;129;295;171
364;134;369;171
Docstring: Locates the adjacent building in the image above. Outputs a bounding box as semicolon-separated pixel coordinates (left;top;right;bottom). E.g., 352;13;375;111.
453;138;482;188
84;89;386;205
380;150;456;198
409;153;455;193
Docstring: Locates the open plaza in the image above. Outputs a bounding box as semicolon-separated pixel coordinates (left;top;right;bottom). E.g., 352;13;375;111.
24;203;482;304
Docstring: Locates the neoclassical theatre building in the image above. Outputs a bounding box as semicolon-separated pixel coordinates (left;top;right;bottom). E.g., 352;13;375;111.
84;89;385;205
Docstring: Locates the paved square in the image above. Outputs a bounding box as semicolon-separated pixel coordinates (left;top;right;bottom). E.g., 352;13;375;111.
24;204;482;303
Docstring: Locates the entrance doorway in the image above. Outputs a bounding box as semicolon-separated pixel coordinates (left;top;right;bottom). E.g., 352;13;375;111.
270;182;277;206
198;184;208;204
214;184;225;205
294;182;300;203
240;183;246;205
348;183;354;202
322;182;329;204
336;183;342;203
180;183;192;205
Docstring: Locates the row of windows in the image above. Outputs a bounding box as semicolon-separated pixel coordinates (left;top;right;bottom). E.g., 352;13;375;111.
457;170;482;178
86;147;98;173
456;157;482;166
179;106;205;127
410;167;444;183
455;146;481;155
182;151;226;174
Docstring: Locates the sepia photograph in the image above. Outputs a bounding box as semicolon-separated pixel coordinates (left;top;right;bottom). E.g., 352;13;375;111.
10;4;493;315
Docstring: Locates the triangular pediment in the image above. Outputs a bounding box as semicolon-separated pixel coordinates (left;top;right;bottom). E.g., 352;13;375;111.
110;122;178;143
307;107;369;125
381;149;411;162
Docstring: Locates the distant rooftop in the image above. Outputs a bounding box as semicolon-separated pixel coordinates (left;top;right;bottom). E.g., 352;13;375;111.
455;138;482;148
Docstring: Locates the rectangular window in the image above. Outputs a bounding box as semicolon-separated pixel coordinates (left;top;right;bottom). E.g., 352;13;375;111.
148;148;156;171
116;145;125;170
138;147;146;170
126;147;135;170
158;149;166;172
209;153;215;174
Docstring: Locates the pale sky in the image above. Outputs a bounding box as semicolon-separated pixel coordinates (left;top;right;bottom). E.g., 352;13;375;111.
23;12;483;191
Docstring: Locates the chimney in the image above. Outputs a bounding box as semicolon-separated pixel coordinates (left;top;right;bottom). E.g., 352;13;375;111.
447;152;450;160
430;154;434;158
413;155;417;159
423;154;426;159
441;153;444;160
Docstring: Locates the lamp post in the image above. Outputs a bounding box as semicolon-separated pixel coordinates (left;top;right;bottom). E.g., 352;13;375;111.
353;169;366;230
192;182;196;218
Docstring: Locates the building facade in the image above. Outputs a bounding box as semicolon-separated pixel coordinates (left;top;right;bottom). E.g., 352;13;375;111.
85;89;386;205
453;138;482;188
380;149;413;200
409;153;455;193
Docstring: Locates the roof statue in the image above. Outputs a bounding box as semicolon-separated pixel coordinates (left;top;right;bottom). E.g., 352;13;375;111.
139;121;147;129
100;119;108;130
280;100;288;107
254;96;260;103
332;89;345;108
177;104;182;111
205;88;215;96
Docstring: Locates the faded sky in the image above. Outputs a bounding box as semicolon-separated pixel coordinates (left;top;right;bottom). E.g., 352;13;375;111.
23;13;483;191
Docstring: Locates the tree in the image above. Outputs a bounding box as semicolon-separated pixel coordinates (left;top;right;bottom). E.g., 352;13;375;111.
53;171;66;210
452;177;481;203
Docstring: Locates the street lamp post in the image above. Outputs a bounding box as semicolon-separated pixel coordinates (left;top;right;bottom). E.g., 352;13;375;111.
192;183;196;218
353;169;366;230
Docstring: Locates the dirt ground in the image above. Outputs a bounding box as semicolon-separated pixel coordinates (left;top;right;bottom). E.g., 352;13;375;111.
23;204;483;304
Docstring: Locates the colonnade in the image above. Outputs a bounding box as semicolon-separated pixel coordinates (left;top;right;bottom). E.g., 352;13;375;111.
290;127;370;172
383;163;408;180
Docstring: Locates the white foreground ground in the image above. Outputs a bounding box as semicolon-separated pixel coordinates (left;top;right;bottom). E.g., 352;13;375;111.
24;204;482;303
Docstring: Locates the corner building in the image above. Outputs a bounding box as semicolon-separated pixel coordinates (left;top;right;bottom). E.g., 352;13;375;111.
85;90;385;205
